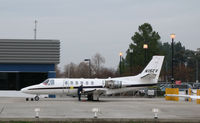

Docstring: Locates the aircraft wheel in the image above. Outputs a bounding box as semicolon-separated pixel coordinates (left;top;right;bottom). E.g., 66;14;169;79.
87;94;93;101
34;96;39;101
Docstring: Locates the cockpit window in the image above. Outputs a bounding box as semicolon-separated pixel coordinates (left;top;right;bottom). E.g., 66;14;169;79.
43;79;49;85
43;79;54;86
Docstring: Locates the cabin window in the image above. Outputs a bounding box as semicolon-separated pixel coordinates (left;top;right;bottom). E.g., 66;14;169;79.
86;81;88;85
70;81;73;85
80;81;83;85
91;81;94;85
49;80;54;85
76;81;79;85
65;81;68;85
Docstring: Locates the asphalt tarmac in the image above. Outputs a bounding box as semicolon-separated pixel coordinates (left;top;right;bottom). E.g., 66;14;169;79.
0;96;200;121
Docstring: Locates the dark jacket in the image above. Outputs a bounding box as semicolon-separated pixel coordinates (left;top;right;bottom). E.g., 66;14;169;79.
78;86;83;95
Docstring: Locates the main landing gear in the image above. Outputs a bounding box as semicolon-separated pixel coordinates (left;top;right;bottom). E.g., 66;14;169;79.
87;94;100;101
26;95;40;101
87;94;93;101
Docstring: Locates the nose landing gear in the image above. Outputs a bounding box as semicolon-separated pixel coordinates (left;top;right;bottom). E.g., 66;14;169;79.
25;95;40;101
34;96;40;101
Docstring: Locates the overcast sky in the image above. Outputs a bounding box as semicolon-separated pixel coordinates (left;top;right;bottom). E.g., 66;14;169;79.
0;0;199;70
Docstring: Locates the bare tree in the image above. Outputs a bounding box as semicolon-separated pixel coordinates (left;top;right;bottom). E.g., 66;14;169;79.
76;62;90;78
63;62;77;78
59;53;117;78
55;65;64;78
91;53;105;77
99;67;117;78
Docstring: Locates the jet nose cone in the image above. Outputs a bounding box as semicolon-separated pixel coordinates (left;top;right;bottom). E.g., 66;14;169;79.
20;87;27;93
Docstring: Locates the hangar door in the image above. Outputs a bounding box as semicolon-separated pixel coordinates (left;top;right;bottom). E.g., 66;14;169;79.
0;72;48;90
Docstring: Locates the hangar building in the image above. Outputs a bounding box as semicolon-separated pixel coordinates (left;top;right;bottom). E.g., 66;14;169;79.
0;39;60;90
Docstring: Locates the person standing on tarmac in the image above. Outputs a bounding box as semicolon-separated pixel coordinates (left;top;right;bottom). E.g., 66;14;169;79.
78;84;83;101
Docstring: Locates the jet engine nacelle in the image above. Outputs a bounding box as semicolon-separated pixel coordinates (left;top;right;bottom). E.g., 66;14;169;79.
105;80;122;89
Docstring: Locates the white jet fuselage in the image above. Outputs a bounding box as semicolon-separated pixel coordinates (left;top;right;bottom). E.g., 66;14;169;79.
21;75;156;96
21;56;164;100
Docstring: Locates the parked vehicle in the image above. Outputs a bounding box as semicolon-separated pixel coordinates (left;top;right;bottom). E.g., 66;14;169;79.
172;83;193;91
159;83;172;92
159;83;193;92
193;83;200;89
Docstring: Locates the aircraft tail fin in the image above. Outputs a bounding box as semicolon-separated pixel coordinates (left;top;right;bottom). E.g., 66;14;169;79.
139;56;164;82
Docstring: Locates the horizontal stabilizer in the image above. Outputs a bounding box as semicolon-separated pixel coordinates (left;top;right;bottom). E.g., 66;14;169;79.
140;73;156;80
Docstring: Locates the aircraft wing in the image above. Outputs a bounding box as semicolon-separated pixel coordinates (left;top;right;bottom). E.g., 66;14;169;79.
83;88;106;95
140;73;156;79
165;94;200;99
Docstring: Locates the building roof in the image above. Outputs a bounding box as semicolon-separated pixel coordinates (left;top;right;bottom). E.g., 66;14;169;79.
0;39;60;64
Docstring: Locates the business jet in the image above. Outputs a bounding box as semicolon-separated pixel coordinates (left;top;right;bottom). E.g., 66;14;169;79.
21;55;164;101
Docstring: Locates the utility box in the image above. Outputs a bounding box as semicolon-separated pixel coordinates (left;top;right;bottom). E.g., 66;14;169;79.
148;90;155;96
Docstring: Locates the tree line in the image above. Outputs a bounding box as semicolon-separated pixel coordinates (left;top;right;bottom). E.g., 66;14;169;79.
120;23;199;82
56;53;117;78
56;23;200;82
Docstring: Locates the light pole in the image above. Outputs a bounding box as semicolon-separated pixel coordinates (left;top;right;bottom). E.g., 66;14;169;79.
195;49;200;83
129;49;133;74
143;43;148;65
84;59;91;78
170;33;175;84
119;52;123;76
196;57;198;83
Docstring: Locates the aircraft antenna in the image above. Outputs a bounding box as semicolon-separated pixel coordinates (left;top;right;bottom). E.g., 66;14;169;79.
34;20;37;40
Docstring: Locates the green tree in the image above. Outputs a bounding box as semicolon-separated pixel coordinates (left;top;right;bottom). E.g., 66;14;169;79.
117;23;199;82
120;23;162;75
159;41;199;82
